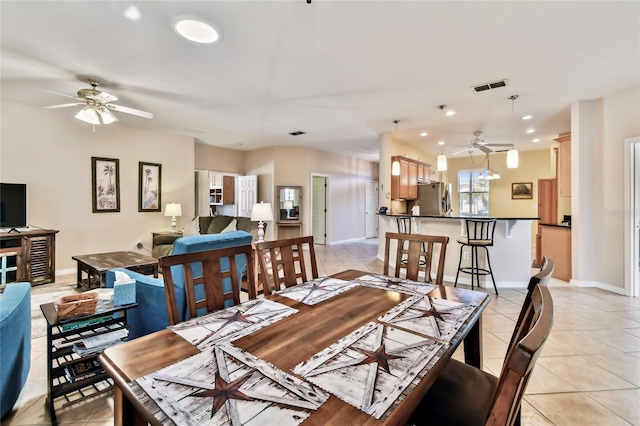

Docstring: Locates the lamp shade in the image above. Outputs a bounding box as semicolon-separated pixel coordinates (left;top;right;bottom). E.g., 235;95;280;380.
75;106;101;125
251;202;273;221
391;160;401;176
164;203;182;217
506;149;519;168
436;154;447;172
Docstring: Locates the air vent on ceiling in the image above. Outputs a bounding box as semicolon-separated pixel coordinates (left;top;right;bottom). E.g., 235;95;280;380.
473;79;507;92
289;131;306;136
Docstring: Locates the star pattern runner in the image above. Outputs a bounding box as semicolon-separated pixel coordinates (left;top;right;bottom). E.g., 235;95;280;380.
276;277;358;305
352;274;436;296
293;322;442;419
132;344;329;426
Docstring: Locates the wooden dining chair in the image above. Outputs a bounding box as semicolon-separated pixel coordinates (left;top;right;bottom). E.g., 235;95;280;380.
254;236;318;295
159;244;255;325
383;231;449;284
408;284;554;426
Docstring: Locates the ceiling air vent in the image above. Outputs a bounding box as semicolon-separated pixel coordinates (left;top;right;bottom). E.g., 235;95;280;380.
473;79;507;92
289;131;306;136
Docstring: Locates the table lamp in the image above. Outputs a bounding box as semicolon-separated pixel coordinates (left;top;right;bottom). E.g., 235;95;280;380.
164;203;182;232
251;201;273;242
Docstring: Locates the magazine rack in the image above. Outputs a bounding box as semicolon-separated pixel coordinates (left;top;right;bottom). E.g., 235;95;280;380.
40;298;137;424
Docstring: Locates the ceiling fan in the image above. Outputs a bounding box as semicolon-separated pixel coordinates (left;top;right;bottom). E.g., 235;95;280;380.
43;79;153;126
449;131;513;156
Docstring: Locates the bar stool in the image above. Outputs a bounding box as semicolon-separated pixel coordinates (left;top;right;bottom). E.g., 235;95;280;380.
454;218;498;295
396;217;430;281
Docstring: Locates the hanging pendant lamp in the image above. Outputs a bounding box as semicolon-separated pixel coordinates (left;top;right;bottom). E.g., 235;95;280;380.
391;120;401;175
436;105;448;172
507;95;520;169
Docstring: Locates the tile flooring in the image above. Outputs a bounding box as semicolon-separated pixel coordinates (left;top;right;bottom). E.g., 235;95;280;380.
3;239;640;425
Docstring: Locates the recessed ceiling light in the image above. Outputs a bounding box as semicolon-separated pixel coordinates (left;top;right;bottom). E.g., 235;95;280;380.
532;138;540;143
522;115;532;120
438;141;445;146
526;128;535;134
123;5;141;21
420;132;428;137
173;17;221;44
445;110;456;116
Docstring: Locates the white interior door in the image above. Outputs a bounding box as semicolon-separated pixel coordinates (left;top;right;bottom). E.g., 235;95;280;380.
237;175;257;218
365;180;378;238
312;176;327;245
626;137;640;297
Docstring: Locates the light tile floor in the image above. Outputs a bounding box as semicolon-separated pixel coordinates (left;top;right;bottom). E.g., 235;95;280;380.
3;239;639;425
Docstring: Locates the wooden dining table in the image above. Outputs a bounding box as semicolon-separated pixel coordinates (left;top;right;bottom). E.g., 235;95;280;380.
99;270;490;426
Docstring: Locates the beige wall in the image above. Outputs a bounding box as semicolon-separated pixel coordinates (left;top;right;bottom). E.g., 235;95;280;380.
194;143;245;173
1;101;195;271
572;84;640;292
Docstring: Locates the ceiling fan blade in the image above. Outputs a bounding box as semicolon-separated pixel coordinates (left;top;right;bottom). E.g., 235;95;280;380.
106;103;153;119
479;146;492;154
484;143;514;148
38;88;82;100
45;102;84;109
451;147;471;156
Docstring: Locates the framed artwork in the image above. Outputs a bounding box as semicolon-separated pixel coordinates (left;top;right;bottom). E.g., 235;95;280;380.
91;157;120;213
511;182;533;200
138;162;162;212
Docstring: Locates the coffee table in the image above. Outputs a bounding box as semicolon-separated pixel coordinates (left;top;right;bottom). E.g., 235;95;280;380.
72;251;159;289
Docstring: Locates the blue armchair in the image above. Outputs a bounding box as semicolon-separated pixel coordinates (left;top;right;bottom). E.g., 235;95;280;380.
0;282;31;419
106;231;253;339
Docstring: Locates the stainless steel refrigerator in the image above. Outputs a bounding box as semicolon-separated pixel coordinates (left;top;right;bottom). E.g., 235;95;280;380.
408;182;452;216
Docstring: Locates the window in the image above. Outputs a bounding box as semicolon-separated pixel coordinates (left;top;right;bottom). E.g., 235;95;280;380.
458;170;489;216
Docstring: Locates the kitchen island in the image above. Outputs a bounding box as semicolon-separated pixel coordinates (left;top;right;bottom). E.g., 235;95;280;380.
378;214;539;289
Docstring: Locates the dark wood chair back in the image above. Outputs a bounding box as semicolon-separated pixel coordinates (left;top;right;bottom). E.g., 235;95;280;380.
383;231;449;284
254;236;319;295
508;256;554;349
159;244;255;325
487;284;554;426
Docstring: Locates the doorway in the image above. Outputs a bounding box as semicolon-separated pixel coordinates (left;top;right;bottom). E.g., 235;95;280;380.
311;175;329;245
365;180;378;238
625;136;640;297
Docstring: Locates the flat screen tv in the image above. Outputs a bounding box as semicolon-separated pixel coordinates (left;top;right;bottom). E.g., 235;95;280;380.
0;183;27;230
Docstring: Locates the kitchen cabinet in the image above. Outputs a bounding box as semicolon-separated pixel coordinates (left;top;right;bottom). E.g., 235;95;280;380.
540;224;571;281
195;171;235;216
391;156;430;200
555;134;571;197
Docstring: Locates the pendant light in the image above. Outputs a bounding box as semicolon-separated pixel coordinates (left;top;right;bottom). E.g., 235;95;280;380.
436;105;448;172
391;120;401;176
507;95;519;169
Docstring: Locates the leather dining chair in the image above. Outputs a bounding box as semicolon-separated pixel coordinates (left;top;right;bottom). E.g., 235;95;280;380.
383;231;449;285
408;283;554;426
159;244;256;325
254;236;319;296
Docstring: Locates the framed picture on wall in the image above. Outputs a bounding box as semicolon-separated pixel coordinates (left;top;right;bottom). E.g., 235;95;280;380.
138;162;162;212
91;157;120;213
511;182;533;200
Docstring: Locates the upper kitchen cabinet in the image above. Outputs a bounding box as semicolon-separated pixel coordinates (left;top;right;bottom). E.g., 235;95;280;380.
391;156;430;200
195;171;235;216
555;134;571;197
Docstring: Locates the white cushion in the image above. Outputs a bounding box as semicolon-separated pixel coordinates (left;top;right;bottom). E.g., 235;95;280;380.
181;217;200;236
220;218;237;233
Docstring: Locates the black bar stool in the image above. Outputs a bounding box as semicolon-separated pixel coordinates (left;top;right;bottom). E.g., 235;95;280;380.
454;218;498;295
396;216;430;281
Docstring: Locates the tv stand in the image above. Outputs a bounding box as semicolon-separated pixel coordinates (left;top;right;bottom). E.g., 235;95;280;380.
0;229;58;285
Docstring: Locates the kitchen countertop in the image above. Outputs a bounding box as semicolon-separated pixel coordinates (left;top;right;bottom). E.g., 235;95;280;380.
378;213;541;221
539;222;572;229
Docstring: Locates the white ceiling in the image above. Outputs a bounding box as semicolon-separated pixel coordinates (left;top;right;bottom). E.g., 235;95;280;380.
2;1;639;162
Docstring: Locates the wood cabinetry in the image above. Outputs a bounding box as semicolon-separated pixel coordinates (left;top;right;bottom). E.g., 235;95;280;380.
0;229;58;285
196;171;235;216
540;224;571;281
555;134;571;197
391;156;430;200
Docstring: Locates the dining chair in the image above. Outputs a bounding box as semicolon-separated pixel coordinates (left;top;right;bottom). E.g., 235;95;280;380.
408;284;554;426
254;236;318;295
383;231;449;284
159;244;256;325
508;256;554;349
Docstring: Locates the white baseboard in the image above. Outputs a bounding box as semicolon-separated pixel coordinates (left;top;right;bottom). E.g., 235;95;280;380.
569;279;626;295
56;268;76;276
330;237;367;245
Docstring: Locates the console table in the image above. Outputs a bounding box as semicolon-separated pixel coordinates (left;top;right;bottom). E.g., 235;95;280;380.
0;229;58;285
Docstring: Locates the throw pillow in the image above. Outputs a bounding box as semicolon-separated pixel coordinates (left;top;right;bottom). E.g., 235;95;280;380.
220;219;237;233
207;215;233;234
182;217;200;236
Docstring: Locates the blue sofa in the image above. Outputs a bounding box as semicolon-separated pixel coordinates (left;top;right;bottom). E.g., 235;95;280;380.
0;282;31;419
106;231;253;339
